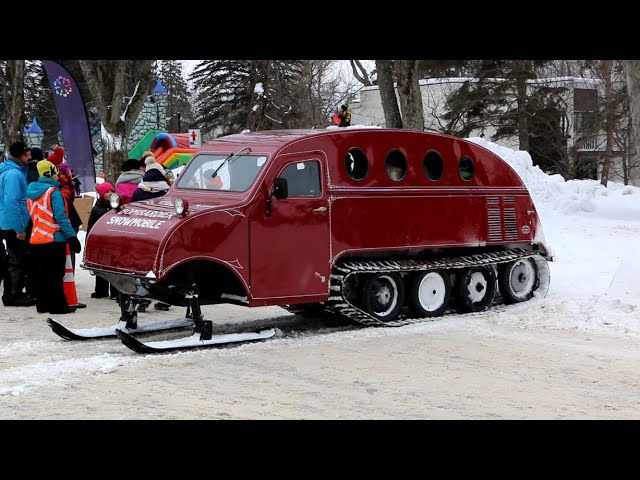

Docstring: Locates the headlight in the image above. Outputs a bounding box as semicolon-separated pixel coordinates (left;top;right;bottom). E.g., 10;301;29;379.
174;197;189;215
109;192;121;209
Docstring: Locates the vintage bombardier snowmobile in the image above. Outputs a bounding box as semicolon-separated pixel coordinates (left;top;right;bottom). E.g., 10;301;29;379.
47;128;553;353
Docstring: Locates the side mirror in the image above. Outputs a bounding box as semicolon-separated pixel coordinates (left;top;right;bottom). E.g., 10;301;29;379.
266;177;288;217
273;177;288;200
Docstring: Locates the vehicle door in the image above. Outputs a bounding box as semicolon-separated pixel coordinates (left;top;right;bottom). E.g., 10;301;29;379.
250;155;330;300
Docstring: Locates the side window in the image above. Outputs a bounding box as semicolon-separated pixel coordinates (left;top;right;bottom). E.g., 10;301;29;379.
279;160;321;197
385;149;407;181
458;156;474;181
345;148;368;181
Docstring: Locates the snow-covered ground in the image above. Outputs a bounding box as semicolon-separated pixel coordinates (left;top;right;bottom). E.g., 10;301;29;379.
1;136;639;419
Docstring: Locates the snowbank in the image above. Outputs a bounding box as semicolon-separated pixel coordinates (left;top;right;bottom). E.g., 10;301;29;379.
468;136;640;220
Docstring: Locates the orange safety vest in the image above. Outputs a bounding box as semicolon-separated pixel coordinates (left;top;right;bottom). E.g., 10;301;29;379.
27;187;63;245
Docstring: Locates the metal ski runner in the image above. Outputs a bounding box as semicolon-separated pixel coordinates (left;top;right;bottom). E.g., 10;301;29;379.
116;328;278;354
46;317;194;341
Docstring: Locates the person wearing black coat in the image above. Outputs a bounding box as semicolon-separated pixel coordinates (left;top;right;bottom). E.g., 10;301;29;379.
22;147;45;301
27;147;44;184
87;182;118;299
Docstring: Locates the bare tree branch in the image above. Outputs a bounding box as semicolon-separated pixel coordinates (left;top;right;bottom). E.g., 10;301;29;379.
349;60;372;87
78;60;154;185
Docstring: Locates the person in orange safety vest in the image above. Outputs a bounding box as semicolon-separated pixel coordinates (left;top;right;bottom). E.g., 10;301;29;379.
26;161;82;315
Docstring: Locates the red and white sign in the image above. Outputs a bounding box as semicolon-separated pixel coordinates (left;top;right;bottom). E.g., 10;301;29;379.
188;129;201;148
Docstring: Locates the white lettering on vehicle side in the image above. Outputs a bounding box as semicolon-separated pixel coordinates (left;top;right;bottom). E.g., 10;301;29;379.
120;208;174;219
106;216;166;229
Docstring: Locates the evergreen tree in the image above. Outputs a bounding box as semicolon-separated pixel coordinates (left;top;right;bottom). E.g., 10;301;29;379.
440;60;566;158
191;60;329;138
158;60;194;132
272;60;308;128
190;60;253;138
247;60;308;130
441;60;513;138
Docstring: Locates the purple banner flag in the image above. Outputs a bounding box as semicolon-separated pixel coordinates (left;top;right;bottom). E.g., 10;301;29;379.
42;60;95;195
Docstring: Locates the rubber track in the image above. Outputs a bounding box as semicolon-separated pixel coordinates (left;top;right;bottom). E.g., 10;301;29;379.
314;248;542;328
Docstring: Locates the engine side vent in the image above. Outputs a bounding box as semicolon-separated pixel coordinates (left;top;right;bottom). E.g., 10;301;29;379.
486;197;502;241
486;196;518;242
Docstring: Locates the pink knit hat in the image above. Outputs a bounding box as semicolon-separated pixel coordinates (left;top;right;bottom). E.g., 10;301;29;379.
96;182;115;199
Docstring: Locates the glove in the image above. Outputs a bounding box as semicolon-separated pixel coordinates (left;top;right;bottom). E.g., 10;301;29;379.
68;236;82;254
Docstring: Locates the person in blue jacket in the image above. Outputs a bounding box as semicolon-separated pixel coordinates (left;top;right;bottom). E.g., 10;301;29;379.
0;141;35;306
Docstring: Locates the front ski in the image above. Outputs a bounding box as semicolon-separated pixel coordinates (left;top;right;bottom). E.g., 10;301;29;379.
46;317;194;341
116;328;278;354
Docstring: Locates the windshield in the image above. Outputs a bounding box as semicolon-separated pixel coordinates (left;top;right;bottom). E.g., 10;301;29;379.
175;153;268;192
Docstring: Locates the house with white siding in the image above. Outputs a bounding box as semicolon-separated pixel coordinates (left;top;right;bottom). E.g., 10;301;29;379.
350;77;639;186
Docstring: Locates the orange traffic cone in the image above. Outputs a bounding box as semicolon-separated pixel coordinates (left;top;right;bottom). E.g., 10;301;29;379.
63;244;79;306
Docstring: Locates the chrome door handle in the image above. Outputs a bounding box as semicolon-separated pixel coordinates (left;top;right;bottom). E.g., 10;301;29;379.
312;207;327;213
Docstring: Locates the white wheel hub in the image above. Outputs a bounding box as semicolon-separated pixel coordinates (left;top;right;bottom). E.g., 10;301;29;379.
373;275;398;316
466;271;488;303
418;272;446;312
509;259;535;298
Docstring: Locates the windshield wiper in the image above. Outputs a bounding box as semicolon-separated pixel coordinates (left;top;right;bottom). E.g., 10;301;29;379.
210;146;252;179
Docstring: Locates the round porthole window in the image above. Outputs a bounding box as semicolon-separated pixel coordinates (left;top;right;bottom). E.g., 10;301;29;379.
385;149;407;181
423;150;443;181
458;156;474;181
345;148;368;181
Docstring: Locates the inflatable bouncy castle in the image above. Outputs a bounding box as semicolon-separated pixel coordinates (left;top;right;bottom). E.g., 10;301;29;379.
129;131;196;170
149;132;196;169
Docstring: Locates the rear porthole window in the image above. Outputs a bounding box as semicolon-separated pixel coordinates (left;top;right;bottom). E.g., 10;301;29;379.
458;156;474;181
345;148;368;181
423;150;443;181
385;149;407;181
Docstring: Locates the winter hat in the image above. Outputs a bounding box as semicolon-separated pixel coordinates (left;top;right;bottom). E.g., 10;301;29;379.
37;160;59;178
145;155;166;176
121;158;143;172
30;147;44;161
8;141;30;158
47;147;65;166
96;182;115;199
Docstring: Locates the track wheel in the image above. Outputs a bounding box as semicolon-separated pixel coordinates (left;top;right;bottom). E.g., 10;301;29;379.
498;258;537;303
362;272;405;322
455;266;496;313
408;270;450;317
